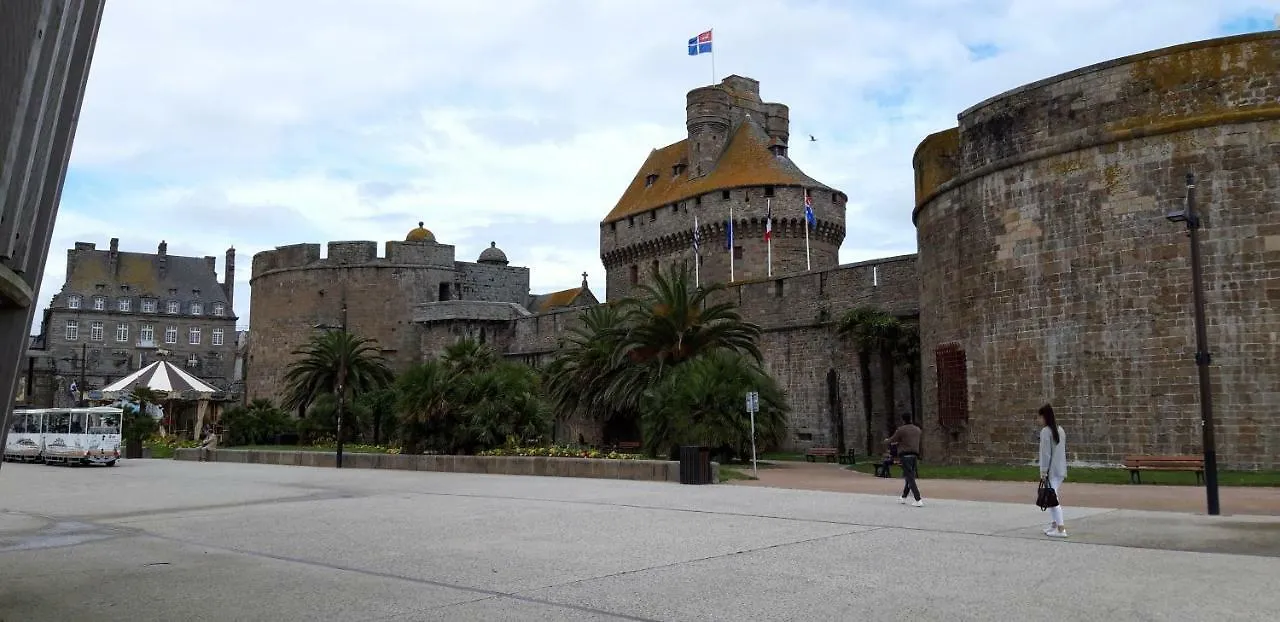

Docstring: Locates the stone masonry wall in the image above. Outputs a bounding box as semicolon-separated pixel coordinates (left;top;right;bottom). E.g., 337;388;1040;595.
914;32;1280;469
600;185;846;301
494;255;920;455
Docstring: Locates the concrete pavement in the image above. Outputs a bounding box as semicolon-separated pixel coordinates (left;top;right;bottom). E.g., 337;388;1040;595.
1;460;1278;621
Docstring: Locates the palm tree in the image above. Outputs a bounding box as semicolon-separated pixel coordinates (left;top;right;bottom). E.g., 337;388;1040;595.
894;324;921;424
282;331;394;449
837;306;902;456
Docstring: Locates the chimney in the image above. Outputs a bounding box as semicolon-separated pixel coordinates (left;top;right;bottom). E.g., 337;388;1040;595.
224;246;236;309
158;240;167;278
108;238;119;276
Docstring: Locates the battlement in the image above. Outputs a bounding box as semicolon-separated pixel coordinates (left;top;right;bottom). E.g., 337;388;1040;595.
251;239;458;278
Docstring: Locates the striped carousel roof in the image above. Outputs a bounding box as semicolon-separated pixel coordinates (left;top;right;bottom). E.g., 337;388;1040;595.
101;360;221;398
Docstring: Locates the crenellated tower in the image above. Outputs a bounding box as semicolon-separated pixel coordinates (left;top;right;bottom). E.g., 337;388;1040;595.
600;75;846;301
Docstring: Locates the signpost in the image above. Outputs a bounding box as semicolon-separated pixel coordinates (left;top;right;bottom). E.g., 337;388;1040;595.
745;391;760;477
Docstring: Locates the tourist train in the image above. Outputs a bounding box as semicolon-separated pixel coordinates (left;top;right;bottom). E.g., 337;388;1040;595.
3;406;122;466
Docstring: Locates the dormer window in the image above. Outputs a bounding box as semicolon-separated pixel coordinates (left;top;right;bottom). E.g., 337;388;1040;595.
212;303;225;317
644;173;658;187
67;295;82;309
92;296;106;311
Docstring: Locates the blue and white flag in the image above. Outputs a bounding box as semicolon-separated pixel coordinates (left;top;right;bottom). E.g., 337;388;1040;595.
688;30;712;56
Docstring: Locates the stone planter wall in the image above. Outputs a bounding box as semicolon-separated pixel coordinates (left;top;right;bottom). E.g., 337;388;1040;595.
172;449;719;484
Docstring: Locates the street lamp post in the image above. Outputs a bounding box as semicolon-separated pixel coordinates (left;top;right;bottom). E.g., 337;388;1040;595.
315;300;349;469
1165;172;1220;516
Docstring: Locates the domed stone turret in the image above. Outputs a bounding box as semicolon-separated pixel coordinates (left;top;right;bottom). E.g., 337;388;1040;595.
478;241;508;265
405;222;435;243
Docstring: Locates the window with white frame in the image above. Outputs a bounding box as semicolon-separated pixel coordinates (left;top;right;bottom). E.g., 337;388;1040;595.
212;303;224;316
188;327;201;345
92;296;106;311
167;301;180;314
68;295;82;309
190;302;203;315
90;321;104;341
164;326;178;344
116;323;129;342
212;328;224;346
65;320;78;341
117;298;131;312
139;324;154;343
142;299;156;313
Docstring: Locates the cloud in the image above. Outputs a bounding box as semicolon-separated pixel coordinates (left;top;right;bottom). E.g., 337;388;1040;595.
37;0;1277;331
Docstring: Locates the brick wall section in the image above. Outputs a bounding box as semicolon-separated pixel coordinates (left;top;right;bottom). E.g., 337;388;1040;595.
487;256;920;454
914;32;1280;469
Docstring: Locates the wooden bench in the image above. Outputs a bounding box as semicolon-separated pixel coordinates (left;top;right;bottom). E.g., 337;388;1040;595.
1124;455;1205;484
805;447;838;463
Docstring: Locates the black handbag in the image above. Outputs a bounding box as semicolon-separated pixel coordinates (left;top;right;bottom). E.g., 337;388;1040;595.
1036;442;1060;510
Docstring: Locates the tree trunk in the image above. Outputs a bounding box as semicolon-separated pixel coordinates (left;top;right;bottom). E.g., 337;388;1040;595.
858;351;873;457
881;348;896;440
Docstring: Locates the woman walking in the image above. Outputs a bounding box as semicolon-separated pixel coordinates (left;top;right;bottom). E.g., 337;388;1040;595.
1038;404;1068;537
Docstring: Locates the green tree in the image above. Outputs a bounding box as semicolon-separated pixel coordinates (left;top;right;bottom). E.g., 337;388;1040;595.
641;350;788;462
395;339;550;454
281;330;394;443
837;307;903;455
546;264;764;445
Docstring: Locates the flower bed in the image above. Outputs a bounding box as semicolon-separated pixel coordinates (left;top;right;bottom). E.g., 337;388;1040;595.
478;445;645;460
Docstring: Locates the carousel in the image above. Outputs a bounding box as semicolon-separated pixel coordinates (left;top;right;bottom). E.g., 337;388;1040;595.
100;360;230;439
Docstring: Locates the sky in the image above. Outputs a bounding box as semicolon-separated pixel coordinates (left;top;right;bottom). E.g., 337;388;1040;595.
40;0;1280;330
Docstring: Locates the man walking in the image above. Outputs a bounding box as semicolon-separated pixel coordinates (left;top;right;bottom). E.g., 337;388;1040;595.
886;414;924;507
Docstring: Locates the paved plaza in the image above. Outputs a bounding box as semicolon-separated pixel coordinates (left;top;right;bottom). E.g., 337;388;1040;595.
1;460;1278;621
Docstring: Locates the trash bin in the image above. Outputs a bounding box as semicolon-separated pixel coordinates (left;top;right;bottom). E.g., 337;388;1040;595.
678;445;713;485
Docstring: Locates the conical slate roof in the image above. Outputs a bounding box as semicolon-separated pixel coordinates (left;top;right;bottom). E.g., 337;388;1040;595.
101;360;221;398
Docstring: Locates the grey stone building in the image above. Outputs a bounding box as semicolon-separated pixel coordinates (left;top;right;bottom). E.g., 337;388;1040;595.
247;226;597;408
23;238;239;406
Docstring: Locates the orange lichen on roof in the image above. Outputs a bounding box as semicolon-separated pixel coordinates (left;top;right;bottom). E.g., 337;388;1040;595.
536;287;583;312
603;122;827;223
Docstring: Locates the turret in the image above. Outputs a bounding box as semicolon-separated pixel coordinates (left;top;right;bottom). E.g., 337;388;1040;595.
686;86;732;178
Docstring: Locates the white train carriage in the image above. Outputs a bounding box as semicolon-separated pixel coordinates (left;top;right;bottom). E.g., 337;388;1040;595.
4;407;122;466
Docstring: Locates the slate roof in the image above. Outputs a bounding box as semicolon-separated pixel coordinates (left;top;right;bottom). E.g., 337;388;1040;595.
603;120;830;224
57;247;232;311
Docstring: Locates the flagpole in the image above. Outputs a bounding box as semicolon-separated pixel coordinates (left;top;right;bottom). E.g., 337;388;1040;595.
710;28;715;84
767;197;773;278
804;192;812;271
729;204;735;282
694;217;701;288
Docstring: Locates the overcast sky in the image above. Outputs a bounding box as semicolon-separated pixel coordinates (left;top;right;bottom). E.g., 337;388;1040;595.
41;0;1279;329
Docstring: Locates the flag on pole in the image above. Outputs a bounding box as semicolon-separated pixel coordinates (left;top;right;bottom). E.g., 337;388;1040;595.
804;192;816;228
692;215;701;254
764;200;773;242
687;30;713;55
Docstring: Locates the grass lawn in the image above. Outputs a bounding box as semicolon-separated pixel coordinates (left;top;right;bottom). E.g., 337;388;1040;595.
846;463;1280;487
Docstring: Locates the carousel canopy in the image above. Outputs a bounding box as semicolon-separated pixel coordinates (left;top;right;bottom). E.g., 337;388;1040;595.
101;360;222;399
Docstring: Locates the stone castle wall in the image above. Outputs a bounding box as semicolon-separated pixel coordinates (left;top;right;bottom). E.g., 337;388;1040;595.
247;240;529;408
600;184;846;301
914;32;1280;469
496;255;920;453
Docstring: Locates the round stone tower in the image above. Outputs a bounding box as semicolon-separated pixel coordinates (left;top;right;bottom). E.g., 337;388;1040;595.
914;32;1280;469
